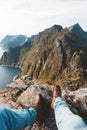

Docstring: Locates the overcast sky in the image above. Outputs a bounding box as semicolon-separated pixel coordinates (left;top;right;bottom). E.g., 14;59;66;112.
0;0;87;39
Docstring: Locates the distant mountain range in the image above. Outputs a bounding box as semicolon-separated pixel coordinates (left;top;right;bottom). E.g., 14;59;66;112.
0;35;28;48
0;23;87;89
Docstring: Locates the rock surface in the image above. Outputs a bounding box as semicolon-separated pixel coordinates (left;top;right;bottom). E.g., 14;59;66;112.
0;75;87;130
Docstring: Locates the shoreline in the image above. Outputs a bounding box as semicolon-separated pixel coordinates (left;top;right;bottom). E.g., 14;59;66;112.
0;65;22;89
0;64;22;70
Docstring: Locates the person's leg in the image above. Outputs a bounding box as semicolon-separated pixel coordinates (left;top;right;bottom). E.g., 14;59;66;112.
54;97;87;130
51;86;87;130
0;107;37;130
0;94;43;130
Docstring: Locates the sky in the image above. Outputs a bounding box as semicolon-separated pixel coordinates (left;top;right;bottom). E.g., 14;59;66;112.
0;0;87;39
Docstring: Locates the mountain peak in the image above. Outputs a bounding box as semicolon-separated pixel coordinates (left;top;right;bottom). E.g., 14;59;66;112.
69;23;84;33
53;24;63;32
68;23;87;42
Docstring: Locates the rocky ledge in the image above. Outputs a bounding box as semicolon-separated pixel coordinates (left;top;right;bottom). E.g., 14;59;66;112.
0;75;87;130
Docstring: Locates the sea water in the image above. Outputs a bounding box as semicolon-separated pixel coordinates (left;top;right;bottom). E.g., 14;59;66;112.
0;65;21;89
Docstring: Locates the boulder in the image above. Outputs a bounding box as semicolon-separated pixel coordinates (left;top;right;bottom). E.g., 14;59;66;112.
0;76;87;129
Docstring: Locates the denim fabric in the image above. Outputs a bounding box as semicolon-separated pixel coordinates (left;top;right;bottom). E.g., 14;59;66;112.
54;97;87;130
0;107;37;130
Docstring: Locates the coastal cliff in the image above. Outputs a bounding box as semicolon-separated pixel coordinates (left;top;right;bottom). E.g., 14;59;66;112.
1;24;87;89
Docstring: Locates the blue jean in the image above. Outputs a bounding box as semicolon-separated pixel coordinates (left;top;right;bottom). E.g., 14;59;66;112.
54;97;87;130
0;107;37;130
0;98;87;130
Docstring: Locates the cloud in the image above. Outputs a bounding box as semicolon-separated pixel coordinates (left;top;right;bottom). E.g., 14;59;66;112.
13;0;31;10
0;0;87;39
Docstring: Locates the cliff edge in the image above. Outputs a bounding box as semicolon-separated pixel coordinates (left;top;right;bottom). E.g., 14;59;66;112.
0;75;87;130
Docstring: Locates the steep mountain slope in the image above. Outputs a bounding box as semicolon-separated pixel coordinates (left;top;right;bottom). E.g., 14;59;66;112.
19;24;87;88
1;24;87;89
